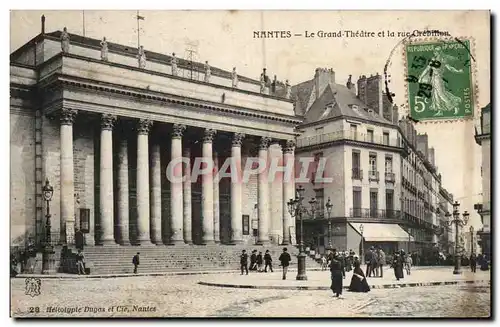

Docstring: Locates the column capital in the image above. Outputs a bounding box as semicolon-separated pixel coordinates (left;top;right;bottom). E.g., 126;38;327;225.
203;129;217;143
137;119;153;135
60;108;78;125
101;114;117;130
172;124;186;139
259;136;272;150
283;139;296;153
232;133;245;147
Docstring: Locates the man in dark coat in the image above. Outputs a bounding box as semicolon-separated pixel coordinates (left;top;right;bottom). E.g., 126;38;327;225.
76;249;86;275
240;250;249;275
249;250;258;271
132;252;140;274
365;247;375;277
264;250;273;272
329;249;344;298
470;253;477;273
278;247;292;280
393;251;405;281
256;251;264;272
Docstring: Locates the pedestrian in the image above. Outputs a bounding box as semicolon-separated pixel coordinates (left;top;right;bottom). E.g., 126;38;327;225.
257;251;264;272
479;254;489;271
76;249;86;275
365;247;375;277
240;250;249;275
264;250;273;272
404;251;412;275
329;249;344;298
278;247;292;280
393;251;404;281
345;250;353;272
250;250;258;271
371;247;379;277
376;247;386;278
340;252;346;279
348;255;370;293
132;252;140;274
469;253;477;273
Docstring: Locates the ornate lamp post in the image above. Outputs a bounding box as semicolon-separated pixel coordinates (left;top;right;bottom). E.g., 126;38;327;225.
42;179;56;274
325;197;333;249
444;201;469;275
359;223;364;259
469;226;475;255
287;185;317;281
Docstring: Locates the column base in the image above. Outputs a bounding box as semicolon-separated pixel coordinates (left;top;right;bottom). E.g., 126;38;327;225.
282;240;290;245
200;240;216;245
100;239;119;246
229;240;244;245
120;241;131;246
256;241;270;246
136;240;155;246
168;240;187;245
184;240;193;245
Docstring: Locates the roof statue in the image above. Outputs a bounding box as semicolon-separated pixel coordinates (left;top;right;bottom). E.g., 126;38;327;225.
231;67;238;88
61;27;70;53
171;53;178;76
100;37;108;62
204;61;211;83
285;80;292;99
138;46;146;69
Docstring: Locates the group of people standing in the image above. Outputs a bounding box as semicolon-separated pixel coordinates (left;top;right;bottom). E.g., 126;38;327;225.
240;248;293;279
326;248;371;298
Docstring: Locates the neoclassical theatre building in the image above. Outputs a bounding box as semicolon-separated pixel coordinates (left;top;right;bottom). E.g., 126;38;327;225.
10;28;301;248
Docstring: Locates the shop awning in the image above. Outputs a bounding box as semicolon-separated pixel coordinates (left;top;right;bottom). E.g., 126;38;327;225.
349;223;414;242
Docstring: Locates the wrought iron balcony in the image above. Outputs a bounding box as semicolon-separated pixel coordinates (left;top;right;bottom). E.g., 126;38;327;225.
352;168;363;180
368;170;380;182
349;208;402;219
296;129;402;149
385;172;395;183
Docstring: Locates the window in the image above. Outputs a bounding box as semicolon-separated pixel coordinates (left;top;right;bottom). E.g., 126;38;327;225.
369;154;377;172
352;150;362;180
353;188;362;216
315;127;324;134
386;190;394;217
383;132;390;145
350;124;358;140
314;188;324;218
370;189;378;217
385;157;393;173
367;129;374;142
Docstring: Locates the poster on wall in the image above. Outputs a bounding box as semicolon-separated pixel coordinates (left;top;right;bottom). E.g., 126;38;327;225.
289;226;296;245
242;215;250;235
80;208;90;233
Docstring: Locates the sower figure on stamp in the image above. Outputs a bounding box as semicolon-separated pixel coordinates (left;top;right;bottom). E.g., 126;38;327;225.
264;250;273;272
132;252;140;274
76;250;86;275
240;250;249;275
278;247;292;280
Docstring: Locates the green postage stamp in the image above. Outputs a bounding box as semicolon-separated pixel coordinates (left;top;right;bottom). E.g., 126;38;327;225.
405;39;474;121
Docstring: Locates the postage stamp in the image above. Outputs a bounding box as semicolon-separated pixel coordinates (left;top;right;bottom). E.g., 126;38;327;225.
404;39;475;121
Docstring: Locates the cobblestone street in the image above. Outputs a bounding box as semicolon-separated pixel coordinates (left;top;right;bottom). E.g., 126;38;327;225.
11;273;491;318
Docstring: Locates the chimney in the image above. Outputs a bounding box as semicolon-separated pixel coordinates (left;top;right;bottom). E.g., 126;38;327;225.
314;68;335;99
429;147;436;167
357;75;367;103
417;133;429;159
392;104;399;124
365;73;383;116
382;94;393;122
346;74;356;93
41;15;46;35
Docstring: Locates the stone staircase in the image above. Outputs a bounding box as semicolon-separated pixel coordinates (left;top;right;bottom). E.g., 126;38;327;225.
82;244;318;275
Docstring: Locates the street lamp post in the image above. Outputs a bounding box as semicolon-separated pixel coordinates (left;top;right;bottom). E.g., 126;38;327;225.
444;201;469;275
42;179;56;274
325;197;333;249
469;226;475;255
359;224;364;259
287;185;317;281
407;228;412;253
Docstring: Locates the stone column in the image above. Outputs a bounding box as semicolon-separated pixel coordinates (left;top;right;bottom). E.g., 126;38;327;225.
213;152;220;243
183;147;193;244
201;129;216;244
257;137;271;245
170;124;186;244
59;108;77;244
269;143;284;244
100;114;117;245
282;140;296;245
117;137;130;245
150;141;162;244
230;133;245;244
136;119;153;245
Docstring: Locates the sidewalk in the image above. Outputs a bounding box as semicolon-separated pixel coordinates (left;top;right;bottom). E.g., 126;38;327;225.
198;267;491;290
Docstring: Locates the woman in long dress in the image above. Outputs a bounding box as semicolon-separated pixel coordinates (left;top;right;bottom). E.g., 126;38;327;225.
348;256;370;293
393;251;405;281
417;47;464;116
329;253;344;298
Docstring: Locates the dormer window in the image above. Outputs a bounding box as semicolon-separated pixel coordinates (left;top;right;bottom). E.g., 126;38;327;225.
349;104;359;111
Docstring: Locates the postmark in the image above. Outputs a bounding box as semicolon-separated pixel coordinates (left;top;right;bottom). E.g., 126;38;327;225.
404;38;475;121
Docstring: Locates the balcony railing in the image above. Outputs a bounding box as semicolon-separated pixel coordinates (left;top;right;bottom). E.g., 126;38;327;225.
385;172;395;183
352;168;363;180
296;130;401;149
349;208;402;219
368;170;380;182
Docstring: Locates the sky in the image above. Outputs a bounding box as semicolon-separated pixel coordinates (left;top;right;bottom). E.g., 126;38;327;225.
9;10;490;229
